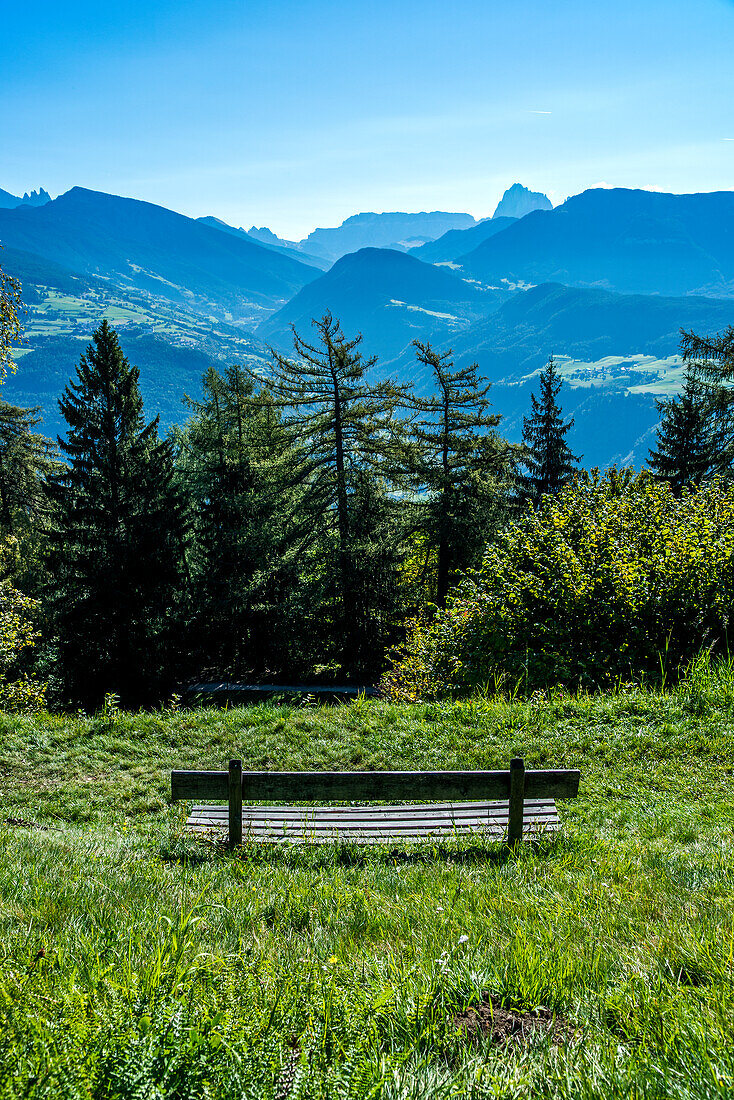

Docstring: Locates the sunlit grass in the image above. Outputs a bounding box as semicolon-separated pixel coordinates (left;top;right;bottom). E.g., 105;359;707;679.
1;662;734;1097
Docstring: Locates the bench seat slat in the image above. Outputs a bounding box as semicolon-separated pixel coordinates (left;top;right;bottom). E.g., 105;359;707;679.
186;819;558;843
183;798;560;842
188;798;559;818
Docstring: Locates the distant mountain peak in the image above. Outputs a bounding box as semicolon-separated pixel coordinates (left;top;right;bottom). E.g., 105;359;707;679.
0;186;51;210
21;188;51;207
492;184;552;220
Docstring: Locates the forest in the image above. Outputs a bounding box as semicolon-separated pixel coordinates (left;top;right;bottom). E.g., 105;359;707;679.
1;257;733;712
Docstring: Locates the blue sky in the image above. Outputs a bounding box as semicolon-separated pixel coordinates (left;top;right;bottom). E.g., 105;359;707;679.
2;0;733;238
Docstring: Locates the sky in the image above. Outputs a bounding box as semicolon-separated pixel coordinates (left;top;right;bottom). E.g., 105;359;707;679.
2;0;733;240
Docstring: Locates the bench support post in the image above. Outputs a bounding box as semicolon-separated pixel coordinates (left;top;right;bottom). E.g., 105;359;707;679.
508;757;525;847
228;759;242;850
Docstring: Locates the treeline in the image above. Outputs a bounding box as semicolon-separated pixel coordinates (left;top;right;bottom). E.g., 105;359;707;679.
0;314;537;710
1;253;733;707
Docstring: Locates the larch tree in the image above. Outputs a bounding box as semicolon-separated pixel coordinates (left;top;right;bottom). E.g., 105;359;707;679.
520;355;580;505
409;341;518;606
248;312;409;671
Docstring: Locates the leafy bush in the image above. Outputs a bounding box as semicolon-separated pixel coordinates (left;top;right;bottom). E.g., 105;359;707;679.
0;538;46;711
383;471;734;698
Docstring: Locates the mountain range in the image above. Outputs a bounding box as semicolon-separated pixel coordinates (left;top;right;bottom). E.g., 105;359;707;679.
257;247;501;361
459;188;734;298
1;181;732;470
0;186;51;209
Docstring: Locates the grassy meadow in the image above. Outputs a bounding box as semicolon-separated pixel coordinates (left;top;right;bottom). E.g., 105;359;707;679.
1;664;734;1098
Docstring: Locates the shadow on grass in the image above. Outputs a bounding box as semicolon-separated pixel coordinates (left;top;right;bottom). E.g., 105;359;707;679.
158;829;581;868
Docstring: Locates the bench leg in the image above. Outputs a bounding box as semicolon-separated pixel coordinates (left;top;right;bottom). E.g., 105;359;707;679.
228;759;242;850
507;757;525;847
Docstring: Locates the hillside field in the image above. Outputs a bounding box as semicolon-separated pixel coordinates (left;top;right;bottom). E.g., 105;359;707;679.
1;672;734;1098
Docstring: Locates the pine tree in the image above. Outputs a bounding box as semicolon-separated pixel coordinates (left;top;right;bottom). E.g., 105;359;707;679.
248;312;409;670
45;321;185;709
648;367;715;495
520;355;580;505
409;341;518;606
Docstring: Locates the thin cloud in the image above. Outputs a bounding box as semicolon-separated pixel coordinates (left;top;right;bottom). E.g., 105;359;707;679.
528;110;552;114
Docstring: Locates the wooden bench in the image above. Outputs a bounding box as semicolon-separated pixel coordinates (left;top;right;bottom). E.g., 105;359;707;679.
171;758;580;848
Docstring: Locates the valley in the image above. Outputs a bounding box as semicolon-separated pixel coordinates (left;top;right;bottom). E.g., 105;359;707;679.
1;181;732;467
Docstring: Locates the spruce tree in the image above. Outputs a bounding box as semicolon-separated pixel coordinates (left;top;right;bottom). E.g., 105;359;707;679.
520;355;580;505
0;399;57;538
248;312;408;671
679;326;734;470
179;364;305;679
409;341;518;606
648;367;715;495
46;321;184;709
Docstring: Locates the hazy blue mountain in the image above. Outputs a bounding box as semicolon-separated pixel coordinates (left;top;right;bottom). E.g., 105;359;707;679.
198;216;330;270
0;188;319;324
387;281;734;468
460;187;734;297
442;282;734;380
492;183;552;219
257;247;502;362
300;211;478;262
248;225;299;249
3;334;229;440
411;216;517;263
0;186;51;209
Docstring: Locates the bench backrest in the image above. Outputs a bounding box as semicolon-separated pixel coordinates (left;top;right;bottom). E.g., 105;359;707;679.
172;759;580;848
172;765;580;802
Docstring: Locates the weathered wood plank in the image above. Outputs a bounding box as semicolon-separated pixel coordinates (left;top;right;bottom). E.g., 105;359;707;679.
237;769;578;801
172;768;580;803
189;799;558;816
187;800;558;824
186;818;559;843
172;770;228;800
187;812;559;830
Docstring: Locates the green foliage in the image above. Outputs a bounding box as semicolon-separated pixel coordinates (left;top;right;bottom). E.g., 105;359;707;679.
519;354;580;505
0;251;24;383
384;471;734;698
45;321;185;710
0;539;46;711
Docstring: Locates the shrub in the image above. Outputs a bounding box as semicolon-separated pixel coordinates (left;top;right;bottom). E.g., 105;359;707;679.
382;471;734;698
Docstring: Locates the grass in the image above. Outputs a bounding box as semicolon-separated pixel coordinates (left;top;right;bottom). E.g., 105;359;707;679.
1;668;734;1097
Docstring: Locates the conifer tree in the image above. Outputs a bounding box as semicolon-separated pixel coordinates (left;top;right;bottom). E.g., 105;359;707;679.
520;355;580;505
248;313;408;668
178;364;305;678
679;326;734;469
0;399;57;537
648;367;715;495
409;341;517;606
46;321;184;709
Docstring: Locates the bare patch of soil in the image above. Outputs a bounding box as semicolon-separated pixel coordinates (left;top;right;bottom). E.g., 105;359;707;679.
3;817;48;831
455;992;577;1047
